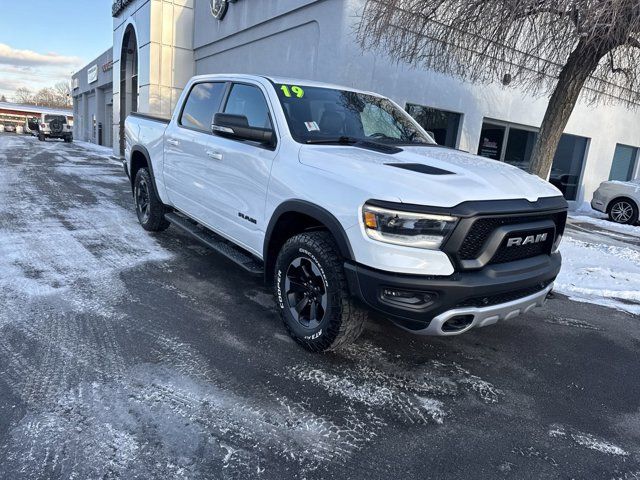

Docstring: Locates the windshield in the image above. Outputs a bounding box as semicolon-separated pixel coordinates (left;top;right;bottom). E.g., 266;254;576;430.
45;115;66;124
275;83;435;145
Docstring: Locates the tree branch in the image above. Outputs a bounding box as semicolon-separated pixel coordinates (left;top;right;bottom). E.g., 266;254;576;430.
628;36;640;49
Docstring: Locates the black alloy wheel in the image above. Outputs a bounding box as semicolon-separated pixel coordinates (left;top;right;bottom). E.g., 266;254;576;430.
285;256;328;329
135;176;151;224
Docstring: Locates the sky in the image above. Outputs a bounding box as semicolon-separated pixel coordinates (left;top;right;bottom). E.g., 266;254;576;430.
0;0;113;101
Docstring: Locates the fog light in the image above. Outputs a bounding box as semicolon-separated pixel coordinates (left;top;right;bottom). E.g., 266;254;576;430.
380;288;437;308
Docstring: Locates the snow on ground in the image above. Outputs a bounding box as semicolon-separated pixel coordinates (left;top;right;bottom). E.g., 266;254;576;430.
555;207;640;315
571;202;640;238
74;140;117;159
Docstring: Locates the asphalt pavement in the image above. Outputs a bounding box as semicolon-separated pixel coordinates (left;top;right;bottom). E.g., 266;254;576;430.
0;134;638;479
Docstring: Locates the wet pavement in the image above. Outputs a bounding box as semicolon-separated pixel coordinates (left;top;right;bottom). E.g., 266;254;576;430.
0;134;639;479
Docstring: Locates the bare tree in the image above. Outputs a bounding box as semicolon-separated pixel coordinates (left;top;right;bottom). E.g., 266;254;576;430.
13;87;34;105
357;0;640;178
33;88;57;107
53;81;72;108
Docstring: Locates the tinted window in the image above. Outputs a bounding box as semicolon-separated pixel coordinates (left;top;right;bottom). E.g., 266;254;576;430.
45;115;67;124
180;82;225;131
224;84;272;129
550;134;589;200
609;144;638;181
504;128;537;170
478;123;506;160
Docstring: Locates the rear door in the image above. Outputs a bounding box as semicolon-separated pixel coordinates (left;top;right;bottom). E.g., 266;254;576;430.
163;81;227;222
197;81;280;256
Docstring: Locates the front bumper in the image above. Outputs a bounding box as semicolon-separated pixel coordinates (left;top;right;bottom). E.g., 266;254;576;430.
344;253;561;335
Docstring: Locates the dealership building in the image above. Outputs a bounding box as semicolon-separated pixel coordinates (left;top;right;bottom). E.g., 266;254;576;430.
72;48;115;148
76;0;640;207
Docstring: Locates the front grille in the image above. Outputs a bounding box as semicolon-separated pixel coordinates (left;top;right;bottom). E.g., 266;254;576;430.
491;228;555;264
456;280;553;308
458;211;567;264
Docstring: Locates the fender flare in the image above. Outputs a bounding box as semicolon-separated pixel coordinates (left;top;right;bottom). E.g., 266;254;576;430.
264;200;356;262
129;145;160;194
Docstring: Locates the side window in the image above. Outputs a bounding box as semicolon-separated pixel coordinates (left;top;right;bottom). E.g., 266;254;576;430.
179;82;226;132
224;84;272;129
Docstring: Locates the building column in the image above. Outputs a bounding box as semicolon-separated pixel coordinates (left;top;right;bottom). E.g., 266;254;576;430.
95;88;105;145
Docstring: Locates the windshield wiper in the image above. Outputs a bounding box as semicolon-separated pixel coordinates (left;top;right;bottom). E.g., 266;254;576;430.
305;136;360;145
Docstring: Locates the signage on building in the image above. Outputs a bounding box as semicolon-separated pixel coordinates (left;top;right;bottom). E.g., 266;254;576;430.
72;78;79;90
88;65;98;84
210;0;240;20
112;0;134;17
102;60;114;73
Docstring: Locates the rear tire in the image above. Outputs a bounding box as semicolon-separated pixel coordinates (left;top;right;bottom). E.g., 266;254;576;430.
608;198;638;225
274;231;367;352
38;133;45;142
133;168;170;232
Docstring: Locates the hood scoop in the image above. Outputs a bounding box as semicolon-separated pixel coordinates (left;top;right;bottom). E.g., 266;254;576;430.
386;163;454;175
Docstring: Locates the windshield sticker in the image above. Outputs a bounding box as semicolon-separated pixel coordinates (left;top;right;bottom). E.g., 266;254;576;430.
280;85;305;98
304;121;320;132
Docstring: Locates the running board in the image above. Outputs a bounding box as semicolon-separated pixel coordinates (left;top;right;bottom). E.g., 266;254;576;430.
165;212;264;276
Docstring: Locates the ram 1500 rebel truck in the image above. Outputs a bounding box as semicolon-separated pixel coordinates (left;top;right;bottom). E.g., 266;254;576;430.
124;74;567;352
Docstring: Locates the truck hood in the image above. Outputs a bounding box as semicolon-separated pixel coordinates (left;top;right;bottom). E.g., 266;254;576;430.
299;144;562;206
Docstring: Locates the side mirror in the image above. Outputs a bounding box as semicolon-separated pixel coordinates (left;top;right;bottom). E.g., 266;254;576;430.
212;113;275;146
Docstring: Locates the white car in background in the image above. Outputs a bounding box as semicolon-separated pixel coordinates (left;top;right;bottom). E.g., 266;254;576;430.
591;179;640;225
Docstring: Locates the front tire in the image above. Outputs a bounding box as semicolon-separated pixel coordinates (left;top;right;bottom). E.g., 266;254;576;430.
133;168;170;232
274;231;367;352
608;199;638;225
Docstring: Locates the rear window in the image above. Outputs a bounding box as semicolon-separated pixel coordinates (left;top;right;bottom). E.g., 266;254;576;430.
179;82;226;132
45;115;67;124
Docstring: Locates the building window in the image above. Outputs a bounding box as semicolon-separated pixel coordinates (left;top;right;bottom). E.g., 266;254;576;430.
478;120;588;201
549;134;589;201
405;104;461;148
479;120;538;169
609;144;639;181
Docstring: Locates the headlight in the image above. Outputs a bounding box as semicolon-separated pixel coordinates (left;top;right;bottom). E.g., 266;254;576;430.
362;204;457;249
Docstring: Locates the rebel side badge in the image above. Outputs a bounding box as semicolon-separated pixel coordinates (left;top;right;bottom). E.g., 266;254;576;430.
210;0;228;20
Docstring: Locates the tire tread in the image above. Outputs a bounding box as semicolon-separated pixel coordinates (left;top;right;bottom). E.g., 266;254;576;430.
276;231;367;352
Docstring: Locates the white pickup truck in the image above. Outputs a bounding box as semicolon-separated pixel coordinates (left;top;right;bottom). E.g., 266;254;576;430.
124;74;567;351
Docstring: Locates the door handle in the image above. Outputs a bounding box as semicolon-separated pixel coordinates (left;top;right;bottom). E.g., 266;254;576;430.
206;150;223;161
166;138;179;146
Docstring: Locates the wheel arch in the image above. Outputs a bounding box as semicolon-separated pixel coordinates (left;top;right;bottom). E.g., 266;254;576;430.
607;195;639;213
129;145;159;194
263;200;355;284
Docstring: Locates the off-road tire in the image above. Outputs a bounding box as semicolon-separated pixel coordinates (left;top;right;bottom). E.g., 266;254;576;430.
608;198;639;225
38;133;45;142
64;136;73;143
274;231;367;352
134;168;170;232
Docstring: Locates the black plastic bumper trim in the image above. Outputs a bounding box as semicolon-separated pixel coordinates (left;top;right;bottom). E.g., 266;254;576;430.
345;253;561;331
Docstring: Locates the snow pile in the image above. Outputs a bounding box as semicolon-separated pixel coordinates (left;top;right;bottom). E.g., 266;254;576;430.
556;233;640;315
570;207;640;239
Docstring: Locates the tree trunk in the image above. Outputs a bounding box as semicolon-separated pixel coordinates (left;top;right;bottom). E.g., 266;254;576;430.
529;40;605;179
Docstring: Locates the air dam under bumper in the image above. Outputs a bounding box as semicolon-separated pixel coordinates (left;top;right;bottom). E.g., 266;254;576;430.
344;253;561;335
